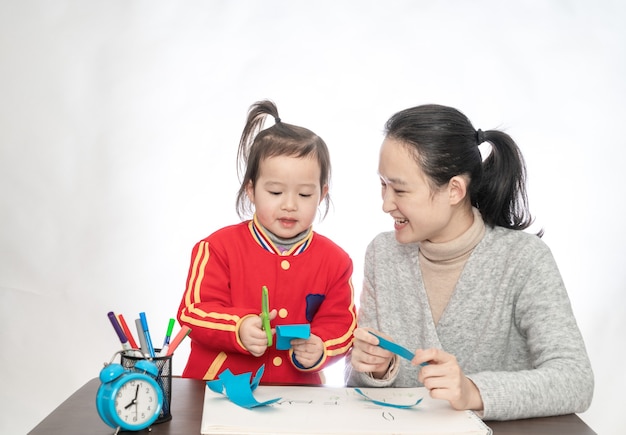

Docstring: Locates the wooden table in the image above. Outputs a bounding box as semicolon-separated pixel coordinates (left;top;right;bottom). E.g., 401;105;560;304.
28;377;596;434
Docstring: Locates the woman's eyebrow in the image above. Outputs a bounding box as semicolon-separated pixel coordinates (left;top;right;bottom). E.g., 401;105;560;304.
379;174;407;185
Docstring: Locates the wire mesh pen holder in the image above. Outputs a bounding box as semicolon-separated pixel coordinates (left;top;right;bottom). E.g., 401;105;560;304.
120;349;173;424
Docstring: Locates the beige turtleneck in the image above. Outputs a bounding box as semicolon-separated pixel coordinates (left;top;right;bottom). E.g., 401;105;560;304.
418;207;486;325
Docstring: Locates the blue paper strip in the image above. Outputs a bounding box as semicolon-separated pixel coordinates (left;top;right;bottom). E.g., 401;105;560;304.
354;388;423;408
369;331;415;361
368;331;429;367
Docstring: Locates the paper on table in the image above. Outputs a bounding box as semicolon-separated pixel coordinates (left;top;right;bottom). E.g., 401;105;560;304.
201;385;492;435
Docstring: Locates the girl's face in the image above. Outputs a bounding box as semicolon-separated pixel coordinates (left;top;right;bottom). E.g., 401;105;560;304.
378;137;461;244
246;155;328;239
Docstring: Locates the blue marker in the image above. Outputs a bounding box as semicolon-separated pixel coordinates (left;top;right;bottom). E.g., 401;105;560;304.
139;312;156;358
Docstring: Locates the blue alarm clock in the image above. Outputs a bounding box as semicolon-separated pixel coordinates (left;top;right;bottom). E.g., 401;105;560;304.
96;359;163;431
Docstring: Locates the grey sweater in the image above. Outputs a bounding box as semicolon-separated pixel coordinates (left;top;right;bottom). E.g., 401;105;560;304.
345;225;594;421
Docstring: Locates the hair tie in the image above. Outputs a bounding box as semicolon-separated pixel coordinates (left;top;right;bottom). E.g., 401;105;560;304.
476;129;485;144
274;117;281;124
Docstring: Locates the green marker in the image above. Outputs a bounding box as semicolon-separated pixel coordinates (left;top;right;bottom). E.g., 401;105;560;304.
158;318;176;356
163;318;176;346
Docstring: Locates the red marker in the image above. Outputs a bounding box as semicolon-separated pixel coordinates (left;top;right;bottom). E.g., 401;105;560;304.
117;313;139;349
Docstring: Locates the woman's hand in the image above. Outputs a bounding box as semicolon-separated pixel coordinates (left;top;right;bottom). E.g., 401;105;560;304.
291;333;324;368
414;348;484;411
239;309;277;356
349;327;395;379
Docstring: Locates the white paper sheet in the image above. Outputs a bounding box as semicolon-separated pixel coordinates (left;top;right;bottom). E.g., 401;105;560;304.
201;385;492;434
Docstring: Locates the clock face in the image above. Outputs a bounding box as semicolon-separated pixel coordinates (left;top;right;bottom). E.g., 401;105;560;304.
114;378;160;426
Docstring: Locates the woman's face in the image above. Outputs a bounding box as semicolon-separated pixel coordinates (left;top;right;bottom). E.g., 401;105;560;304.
378;137;457;244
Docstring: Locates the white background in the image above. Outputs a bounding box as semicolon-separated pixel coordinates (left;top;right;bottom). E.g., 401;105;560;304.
1;1;624;434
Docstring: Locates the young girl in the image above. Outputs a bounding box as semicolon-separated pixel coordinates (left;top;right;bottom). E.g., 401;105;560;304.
345;104;594;420
178;100;356;384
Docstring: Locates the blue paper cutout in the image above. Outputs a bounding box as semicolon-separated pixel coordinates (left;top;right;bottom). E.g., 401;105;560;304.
275;324;311;350
369;332;415;361
369;332;428;367
354;388;423;409
206;365;281;408
250;364;264;390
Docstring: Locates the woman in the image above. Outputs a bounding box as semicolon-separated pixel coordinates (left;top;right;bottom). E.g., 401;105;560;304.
345;104;593;420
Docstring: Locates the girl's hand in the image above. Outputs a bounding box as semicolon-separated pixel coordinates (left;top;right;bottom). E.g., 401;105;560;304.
349;327;395;379
239;309;277;357
291;333;323;368
414;348;484;411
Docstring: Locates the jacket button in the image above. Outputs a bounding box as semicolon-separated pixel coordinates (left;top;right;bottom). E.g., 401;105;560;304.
273;356;283;366
281;260;290;270
278;308;288;318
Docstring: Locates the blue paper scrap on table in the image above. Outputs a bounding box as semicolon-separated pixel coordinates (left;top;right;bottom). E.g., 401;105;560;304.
354;388;423;409
206;363;423;410
206;365;281;408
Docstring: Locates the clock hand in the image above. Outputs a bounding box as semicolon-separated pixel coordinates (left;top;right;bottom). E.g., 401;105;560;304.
134;384;140;418
124;385;140;409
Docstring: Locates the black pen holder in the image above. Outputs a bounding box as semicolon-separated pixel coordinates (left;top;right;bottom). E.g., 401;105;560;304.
121;349;172;424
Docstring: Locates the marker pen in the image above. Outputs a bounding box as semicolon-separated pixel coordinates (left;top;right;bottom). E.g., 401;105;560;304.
117;313;139;349
135;318;150;358
166;325;191;356
107;311;142;357
139;312;156;358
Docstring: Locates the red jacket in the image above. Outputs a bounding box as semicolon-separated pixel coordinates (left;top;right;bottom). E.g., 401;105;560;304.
178;217;356;384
